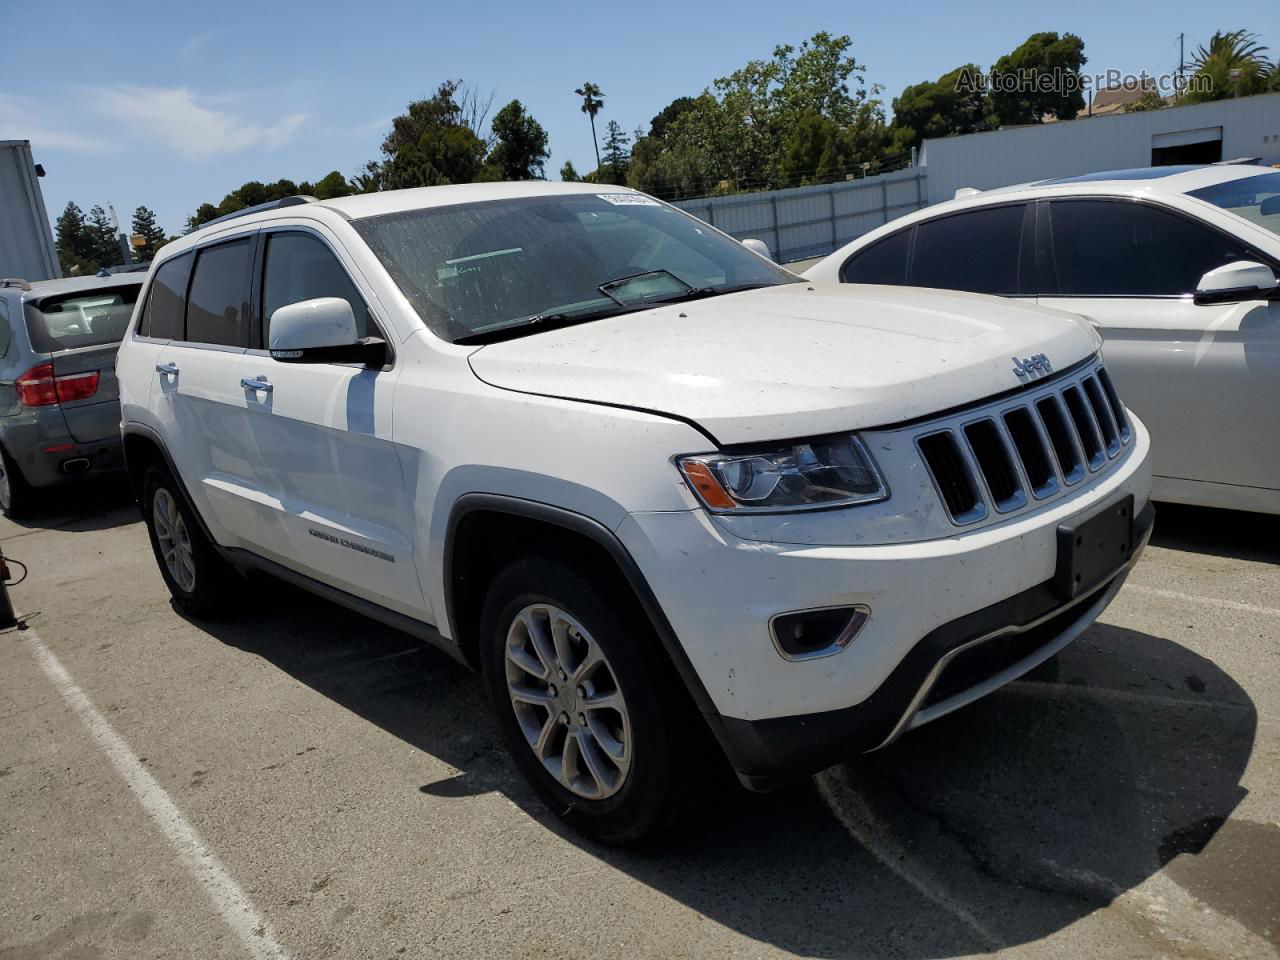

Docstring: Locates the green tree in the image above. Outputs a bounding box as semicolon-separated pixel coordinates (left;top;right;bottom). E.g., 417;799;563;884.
1124;90;1168;112
599;120;630;185
560;160;582;182
648;97;697;140
1183;30;1274;103
130;206;168;260
55;202;96;275
627;33;887;197
86;205;118;269
370;81;488;189
575;82;605;170
889;64;990;153
310;170;355;200
988;32;1088;125
486;100;550;180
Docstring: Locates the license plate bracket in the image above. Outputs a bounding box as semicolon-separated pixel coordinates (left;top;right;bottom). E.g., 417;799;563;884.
1053;494;1135;601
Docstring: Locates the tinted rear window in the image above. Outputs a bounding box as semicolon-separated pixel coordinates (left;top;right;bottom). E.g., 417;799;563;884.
909;205;1026;295
26;285;141;353
840;229;910;284
186;239;253;347
140;253;194;340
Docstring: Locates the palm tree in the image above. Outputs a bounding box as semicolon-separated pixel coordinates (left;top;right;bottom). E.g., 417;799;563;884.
1185;30;1273;101
575;82;605;170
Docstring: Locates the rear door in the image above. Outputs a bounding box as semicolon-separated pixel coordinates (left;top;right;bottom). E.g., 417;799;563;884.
1036;198;1280;491
238;226;421;615
26;283;140;442
152;234;264;550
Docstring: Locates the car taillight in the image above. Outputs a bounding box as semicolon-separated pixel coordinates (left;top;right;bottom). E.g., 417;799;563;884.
15;363;100;406
54;371;100;403
16;363;57;406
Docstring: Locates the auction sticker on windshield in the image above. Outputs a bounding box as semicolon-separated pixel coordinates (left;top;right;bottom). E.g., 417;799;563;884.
597;194;660;205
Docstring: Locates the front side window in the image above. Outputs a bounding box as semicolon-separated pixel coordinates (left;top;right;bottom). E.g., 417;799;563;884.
262;232;372;342
27;285;142;352
185;238;253;346
1186;172;1280;240
139;252;194;340
840;229;910;285
909;204;1027;295
353;193;798;343
1047;200;1256;297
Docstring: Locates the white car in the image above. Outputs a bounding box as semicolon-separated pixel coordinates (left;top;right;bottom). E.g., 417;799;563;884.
115;182;1152;844
806;164;1280;516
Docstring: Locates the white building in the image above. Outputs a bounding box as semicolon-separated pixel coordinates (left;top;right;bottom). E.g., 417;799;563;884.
920;92;1280;206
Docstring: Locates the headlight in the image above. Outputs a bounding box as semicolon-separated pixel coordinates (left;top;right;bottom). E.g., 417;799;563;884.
677;435;888;513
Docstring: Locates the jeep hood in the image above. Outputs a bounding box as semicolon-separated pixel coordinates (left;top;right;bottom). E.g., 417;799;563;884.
467;283;1099;445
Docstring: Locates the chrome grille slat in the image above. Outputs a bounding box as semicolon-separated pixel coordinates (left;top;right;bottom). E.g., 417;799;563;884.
914;362;1133;526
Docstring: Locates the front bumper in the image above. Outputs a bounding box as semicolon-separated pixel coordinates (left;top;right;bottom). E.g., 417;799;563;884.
616;416;1152;788
718;502;1151;789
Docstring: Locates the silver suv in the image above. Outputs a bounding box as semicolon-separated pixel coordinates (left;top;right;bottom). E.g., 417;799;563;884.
0;274;142;515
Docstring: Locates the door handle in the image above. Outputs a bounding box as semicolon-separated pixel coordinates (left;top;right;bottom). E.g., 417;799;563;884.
240;376;273;394
156;363;179;376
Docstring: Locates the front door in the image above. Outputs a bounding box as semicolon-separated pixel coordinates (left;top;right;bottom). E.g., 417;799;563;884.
239;227;423;616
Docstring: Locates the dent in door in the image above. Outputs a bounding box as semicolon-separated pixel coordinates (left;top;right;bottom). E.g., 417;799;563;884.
239;357;424;614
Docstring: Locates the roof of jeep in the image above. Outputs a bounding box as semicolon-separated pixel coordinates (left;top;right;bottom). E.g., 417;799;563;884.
157;181;647;262
317;180;637;220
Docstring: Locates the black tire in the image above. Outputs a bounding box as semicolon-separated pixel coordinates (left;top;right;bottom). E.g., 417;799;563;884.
479;556;703;845
141;463;237;618
0;444;34;518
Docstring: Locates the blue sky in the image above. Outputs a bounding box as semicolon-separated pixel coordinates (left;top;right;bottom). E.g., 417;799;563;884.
7;0;1276;236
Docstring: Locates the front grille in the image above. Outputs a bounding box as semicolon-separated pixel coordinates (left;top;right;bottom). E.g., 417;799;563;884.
917;362;1133;526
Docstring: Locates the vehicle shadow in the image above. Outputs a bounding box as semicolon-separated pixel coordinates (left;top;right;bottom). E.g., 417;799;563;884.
201;583;1260;957
1151;501;1280;564
0;478;137;537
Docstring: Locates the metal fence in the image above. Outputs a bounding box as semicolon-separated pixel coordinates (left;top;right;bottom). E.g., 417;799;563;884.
672;167;927;264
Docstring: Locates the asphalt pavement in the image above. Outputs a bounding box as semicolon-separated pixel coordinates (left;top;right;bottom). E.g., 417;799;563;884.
1;481;1277;959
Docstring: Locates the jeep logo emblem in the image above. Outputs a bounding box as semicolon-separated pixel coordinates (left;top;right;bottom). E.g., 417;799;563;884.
1012;353;1053;382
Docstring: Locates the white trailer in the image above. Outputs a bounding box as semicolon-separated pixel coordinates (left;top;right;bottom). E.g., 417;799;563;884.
0;140;59;281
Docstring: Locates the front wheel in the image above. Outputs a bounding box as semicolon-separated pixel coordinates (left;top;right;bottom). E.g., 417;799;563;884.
480;557;703;845
141;464;236;617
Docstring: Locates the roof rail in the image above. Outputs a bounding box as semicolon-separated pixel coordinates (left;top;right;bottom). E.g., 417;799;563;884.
197;195;317;230
1;278;32;291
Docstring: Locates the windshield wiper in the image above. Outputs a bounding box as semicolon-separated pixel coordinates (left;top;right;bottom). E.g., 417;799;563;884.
654;281;780;305
452;305;637;345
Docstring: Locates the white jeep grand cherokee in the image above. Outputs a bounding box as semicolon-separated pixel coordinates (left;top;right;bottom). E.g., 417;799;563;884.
117;182;1152;844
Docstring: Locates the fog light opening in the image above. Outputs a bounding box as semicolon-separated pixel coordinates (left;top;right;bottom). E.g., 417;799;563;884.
771;605;870;661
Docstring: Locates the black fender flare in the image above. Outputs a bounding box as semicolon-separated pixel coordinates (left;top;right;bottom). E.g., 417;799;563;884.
443;493;723;725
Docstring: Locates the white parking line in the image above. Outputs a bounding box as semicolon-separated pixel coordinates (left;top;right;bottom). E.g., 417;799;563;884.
25;628;292;960
1123;584;1280;617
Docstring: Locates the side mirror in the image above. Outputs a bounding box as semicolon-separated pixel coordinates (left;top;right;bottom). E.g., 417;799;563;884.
1194;261;1279;305
268;297;386;367
741;238;773;262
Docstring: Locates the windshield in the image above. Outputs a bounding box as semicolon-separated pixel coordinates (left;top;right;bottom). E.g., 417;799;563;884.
353;193;798;343
1187;172;1280;239
26;286;141;353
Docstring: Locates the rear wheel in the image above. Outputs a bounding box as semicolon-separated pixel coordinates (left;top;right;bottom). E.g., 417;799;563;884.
0;445;33;518
480;556;703;845
141;463;236;617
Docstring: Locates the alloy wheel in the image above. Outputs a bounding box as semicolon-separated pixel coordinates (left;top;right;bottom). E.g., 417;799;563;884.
152;487;196;592
504;603;632;800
